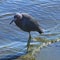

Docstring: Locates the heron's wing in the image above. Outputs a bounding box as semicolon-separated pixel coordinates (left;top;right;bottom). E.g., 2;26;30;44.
22;16;40;31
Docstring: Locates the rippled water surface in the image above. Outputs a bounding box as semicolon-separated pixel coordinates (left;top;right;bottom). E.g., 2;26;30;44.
0;0;60;60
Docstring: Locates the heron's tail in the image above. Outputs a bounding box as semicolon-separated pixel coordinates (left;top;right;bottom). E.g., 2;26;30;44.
38;27;43;34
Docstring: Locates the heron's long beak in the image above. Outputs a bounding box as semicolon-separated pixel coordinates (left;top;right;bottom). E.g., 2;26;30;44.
10;20;14;24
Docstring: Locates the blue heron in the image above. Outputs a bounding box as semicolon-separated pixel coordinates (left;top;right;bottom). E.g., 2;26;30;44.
10;13;43;51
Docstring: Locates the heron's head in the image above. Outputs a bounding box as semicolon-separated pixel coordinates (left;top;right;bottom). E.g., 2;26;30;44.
10;13;22;24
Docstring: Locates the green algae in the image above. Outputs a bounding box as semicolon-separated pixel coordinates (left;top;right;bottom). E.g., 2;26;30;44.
15;37;60;60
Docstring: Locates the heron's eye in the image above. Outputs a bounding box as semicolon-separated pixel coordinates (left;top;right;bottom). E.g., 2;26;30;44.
14;15;17;18
14;15;20;19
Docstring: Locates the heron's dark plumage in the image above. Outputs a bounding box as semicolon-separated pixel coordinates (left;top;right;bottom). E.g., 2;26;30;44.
13;13;43;34
10;13;43;51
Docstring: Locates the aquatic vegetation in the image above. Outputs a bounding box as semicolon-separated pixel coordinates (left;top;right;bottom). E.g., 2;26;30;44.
34;37;60;43
32;37;60;56
15;53;35;60
15;37;60;60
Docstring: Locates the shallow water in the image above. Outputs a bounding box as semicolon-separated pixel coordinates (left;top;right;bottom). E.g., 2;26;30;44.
0;0;60;60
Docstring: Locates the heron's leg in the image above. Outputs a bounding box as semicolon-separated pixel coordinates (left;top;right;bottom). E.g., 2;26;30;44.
27;32;31;51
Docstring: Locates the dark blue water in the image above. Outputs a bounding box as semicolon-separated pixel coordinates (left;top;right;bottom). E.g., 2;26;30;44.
0;0;60;60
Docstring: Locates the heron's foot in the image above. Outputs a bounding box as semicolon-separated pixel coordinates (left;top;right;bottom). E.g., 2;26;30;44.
26;50;31;53
26;46;32;53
